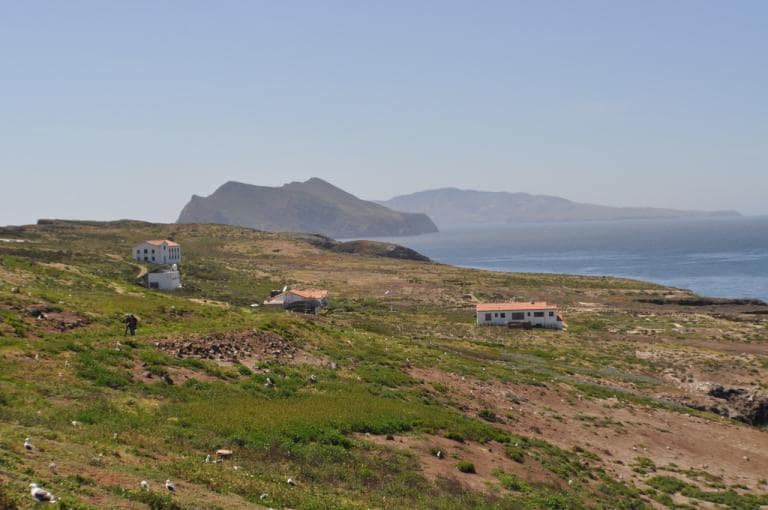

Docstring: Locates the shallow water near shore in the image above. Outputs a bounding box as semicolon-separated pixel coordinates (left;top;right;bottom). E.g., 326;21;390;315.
368;217;768;301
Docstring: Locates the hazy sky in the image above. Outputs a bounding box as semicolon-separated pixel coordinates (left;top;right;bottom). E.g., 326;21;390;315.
2;1;767;225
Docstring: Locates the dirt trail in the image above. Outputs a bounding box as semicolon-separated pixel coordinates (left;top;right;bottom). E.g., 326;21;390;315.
135;263;148;279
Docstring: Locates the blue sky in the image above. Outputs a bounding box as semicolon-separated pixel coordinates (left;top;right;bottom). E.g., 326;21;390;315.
1;1;767;225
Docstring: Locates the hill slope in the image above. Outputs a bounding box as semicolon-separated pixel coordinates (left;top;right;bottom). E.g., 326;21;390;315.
177;178;438;238
379;188;740;227
0;220;767;509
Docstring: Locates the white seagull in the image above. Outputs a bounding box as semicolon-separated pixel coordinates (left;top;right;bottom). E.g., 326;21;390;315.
140;480;149;491
204;454;211;464
24;437;33;450
29;483;57;503
165;479;176;492
287;478;297;486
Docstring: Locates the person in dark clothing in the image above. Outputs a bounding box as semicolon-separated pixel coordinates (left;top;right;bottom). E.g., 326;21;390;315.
124;314;138;336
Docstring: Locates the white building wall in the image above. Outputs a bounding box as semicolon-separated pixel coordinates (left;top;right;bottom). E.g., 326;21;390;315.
132;242;182;265
147;270;181;290
283;293;303;305
476;309;562;329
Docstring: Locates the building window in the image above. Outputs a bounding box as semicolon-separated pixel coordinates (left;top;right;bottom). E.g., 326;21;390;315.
527;312;531;316
484;313;492;321
511;312;525;320
534;311;544;318
500;313;506;318
144;249;148;254
549;311;554;317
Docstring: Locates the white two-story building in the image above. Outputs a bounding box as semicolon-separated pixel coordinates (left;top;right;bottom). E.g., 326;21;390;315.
132;240;182;265
476;302;564;329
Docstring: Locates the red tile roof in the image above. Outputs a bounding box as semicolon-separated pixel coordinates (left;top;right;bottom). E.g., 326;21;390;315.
288;289;328;299
145;239;180;247
476;302;558;312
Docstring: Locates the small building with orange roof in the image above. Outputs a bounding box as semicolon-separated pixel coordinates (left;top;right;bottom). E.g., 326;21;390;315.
264;288;329;313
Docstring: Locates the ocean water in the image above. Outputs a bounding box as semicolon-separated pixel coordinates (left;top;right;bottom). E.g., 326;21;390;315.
370;217;768;302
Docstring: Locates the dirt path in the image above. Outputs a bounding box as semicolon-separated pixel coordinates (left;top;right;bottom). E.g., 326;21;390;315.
135;263;148;279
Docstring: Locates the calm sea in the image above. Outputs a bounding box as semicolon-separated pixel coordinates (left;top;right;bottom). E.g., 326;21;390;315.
369;217;768;302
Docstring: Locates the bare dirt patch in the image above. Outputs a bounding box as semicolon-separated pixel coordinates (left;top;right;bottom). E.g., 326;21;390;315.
409;366;768;493
362;433;564;494
155;329;324;366
25;304;91;332
188;297;231;308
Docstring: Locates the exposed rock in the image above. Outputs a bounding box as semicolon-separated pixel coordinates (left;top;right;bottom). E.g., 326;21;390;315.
638;297;767;307
328;240;431;262
155;329;299;364
666;384;768;427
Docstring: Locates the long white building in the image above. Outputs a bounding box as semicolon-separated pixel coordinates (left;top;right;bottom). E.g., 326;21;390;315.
132;240;181;265
476;302;564;329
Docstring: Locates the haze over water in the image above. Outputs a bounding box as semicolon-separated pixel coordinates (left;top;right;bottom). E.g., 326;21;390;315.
374;217;768;302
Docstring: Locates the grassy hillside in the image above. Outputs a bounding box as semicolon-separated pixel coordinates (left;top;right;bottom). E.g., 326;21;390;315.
0;220;767;509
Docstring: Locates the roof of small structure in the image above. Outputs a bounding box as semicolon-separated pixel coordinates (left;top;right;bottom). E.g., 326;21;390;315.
476;302;557;312
141;239;180;247
287;289;328;299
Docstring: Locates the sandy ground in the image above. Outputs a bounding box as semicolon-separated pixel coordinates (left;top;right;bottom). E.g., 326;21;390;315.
407;367;768;494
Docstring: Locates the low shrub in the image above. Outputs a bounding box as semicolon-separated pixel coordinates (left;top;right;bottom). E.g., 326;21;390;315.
457;461;476;474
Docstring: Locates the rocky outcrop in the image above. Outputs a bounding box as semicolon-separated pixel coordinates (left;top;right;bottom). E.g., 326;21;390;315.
667;384;768;427
177;178;438;239
328;240;431;262
156;330;297;364
638;297;767;307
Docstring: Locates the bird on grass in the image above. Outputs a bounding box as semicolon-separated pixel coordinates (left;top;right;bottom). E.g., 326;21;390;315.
165;479;176;492
264;377;275;388
204;454;211;464
24;437;33;450
259;493;269;501
140;480;149;491
29;483;57;504
287;478;297;486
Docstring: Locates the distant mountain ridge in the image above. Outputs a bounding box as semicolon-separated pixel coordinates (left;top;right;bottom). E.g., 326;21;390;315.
378;188;741;227
177;178;438;238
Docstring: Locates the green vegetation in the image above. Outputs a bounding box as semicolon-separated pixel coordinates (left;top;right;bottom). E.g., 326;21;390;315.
457;461;476;474
0;220;765;509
